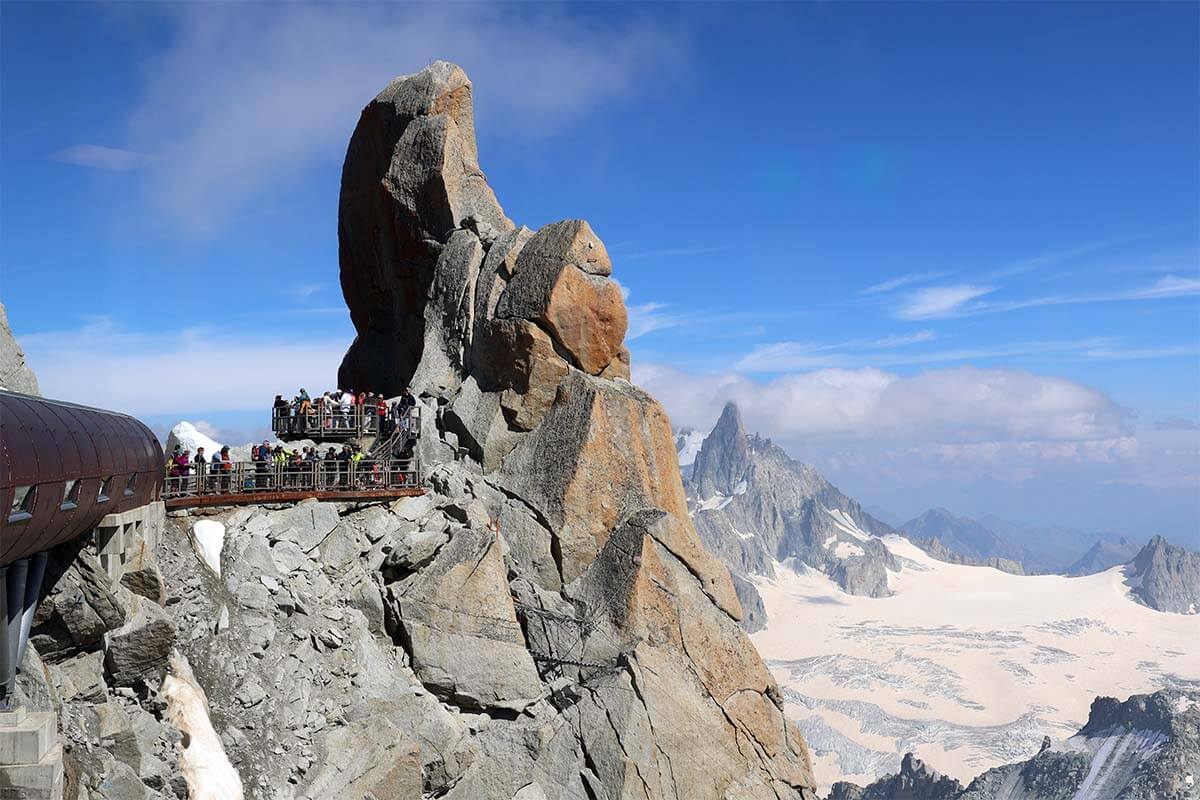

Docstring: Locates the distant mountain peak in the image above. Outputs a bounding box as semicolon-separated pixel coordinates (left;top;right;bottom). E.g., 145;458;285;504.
1126;535;1200;613
692;401;753;497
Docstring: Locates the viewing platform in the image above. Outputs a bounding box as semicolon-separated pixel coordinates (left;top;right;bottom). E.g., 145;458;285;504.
161;458;423;509
270;404;422;442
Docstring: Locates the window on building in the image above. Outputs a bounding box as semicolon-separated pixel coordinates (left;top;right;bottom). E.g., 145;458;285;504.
97;477;113;503
8;485;37;523
124;474;137;498
61;479;80;510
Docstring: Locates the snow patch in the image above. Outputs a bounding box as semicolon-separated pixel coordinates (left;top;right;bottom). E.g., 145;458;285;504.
162;653;244;800
824;506;871;542
675;429;708;467
191;520;225;577
697;493;737;511
734;527;756;541
166;421;223;457
833;541;865;560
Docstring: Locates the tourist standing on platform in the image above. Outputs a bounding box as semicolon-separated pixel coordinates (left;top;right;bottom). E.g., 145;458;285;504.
376;394;389;435
194;447;207;491
339;389;355;429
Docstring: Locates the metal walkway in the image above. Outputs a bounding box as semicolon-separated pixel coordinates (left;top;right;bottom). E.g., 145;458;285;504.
161;458;424;509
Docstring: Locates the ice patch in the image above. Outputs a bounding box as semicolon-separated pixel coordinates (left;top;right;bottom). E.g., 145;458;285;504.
162;653;244;800
675;429;708;467
191;520;225;577
697;493;736;511
734;527;755;541
824;506;871;542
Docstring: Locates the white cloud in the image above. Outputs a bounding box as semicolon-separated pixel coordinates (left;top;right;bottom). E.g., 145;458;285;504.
895;284;994;320
50;144;151;171
123;4;686;235
19;318;346;416
634;362;1131;446
861;271;951;295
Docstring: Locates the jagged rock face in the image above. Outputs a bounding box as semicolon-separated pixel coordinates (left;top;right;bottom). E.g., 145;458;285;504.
826;753;963;800
960;689;1200;800
0;299;40;395
325;61;816;800
685;402;898;604
1125;535;1200;614
831;689;1200;800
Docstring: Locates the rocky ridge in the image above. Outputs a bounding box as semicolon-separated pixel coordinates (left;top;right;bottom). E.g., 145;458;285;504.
827;689;1200;800
1066;536;1142;577
1125;536;1200;614
0;299;40;395
899;508;1028;575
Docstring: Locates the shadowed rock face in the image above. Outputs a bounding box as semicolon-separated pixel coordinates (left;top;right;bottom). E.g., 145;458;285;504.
334;61;818;800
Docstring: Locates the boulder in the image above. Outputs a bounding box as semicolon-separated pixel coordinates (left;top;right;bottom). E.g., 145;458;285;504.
390;526;541;712
302;717;423;800
266;500;340;553
119;563;167;605
495;220;626;375
50;650;107;703
32;543;128;661
103;596;176;686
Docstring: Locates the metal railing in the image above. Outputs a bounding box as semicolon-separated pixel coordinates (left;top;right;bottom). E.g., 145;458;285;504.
162;458;422;500
271;404;422;441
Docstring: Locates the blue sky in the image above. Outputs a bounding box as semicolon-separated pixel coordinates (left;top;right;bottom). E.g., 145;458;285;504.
2;2;1198;544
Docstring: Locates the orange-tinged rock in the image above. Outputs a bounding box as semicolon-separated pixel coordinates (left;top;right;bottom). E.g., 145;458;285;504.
541;266;627;375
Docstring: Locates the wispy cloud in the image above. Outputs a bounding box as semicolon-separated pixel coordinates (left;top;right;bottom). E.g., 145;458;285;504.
50;144;152;171
735;335;1110;372
1082;344;1200;361
626;301;686;340
861;271;951;295
123;4;688;235
895;284;994;320
290;283;323;303
892;274;1199;320
984;240;1113;280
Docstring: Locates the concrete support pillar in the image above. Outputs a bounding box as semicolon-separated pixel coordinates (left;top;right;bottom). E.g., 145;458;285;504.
0;554;62;799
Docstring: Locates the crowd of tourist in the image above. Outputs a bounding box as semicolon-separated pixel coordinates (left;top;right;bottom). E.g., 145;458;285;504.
272;386;418;436
163;386;422;496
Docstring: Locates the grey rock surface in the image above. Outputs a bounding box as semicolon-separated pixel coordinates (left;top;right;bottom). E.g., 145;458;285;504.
830;689;1200;800
1125;535;1200;614
684;401;898;605
0;299;40;394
